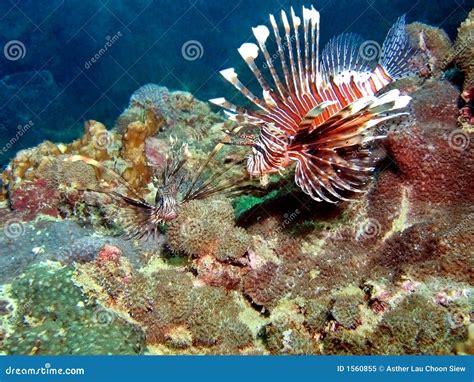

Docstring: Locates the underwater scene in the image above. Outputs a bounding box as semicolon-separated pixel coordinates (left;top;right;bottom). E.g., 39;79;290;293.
0;0;473;356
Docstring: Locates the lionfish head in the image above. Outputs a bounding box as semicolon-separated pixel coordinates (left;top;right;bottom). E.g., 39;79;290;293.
246;123;290;178
154;187;179;221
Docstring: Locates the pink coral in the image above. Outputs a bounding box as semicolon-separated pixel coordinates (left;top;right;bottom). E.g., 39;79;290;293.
96;245;122;267
10;178;60;220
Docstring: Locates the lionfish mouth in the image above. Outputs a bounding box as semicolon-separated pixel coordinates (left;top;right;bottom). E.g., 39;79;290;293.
211;5;416;203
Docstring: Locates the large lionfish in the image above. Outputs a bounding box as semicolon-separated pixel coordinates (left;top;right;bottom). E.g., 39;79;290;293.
210;6;416;202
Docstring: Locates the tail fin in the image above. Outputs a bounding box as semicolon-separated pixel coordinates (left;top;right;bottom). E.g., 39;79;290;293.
379;15;417;79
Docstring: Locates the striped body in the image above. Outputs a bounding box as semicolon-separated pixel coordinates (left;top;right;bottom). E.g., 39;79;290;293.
211;6;415;202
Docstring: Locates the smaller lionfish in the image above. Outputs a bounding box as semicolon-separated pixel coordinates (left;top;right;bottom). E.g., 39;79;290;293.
65;142;262;240
210;6;416;203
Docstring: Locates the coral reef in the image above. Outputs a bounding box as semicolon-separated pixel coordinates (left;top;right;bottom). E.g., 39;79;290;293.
120;111;160;190
1;262;145;355
1;15;473;356
115;84;220;140
74;250;257;354
453;10;474;90
0;219;160;284
372;294;466;355
407;22;453;75
167;198;249;262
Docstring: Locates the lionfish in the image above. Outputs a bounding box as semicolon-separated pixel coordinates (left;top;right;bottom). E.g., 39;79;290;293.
210;6;416;202
64;142;261;239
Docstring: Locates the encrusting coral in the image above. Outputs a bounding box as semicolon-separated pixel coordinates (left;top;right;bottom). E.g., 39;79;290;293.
167;197;249;262
1;262;145;355
406;22;453;76
73;247;256;354
453;10;474;91
371;294;466;355
120;110;161;191
115;83;219;140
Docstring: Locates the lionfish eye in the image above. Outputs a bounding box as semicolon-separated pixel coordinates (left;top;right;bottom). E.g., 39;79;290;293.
254;145;265;155
155;189;165;207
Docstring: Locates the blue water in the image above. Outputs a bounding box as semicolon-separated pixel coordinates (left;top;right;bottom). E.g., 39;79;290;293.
0;0;471;166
